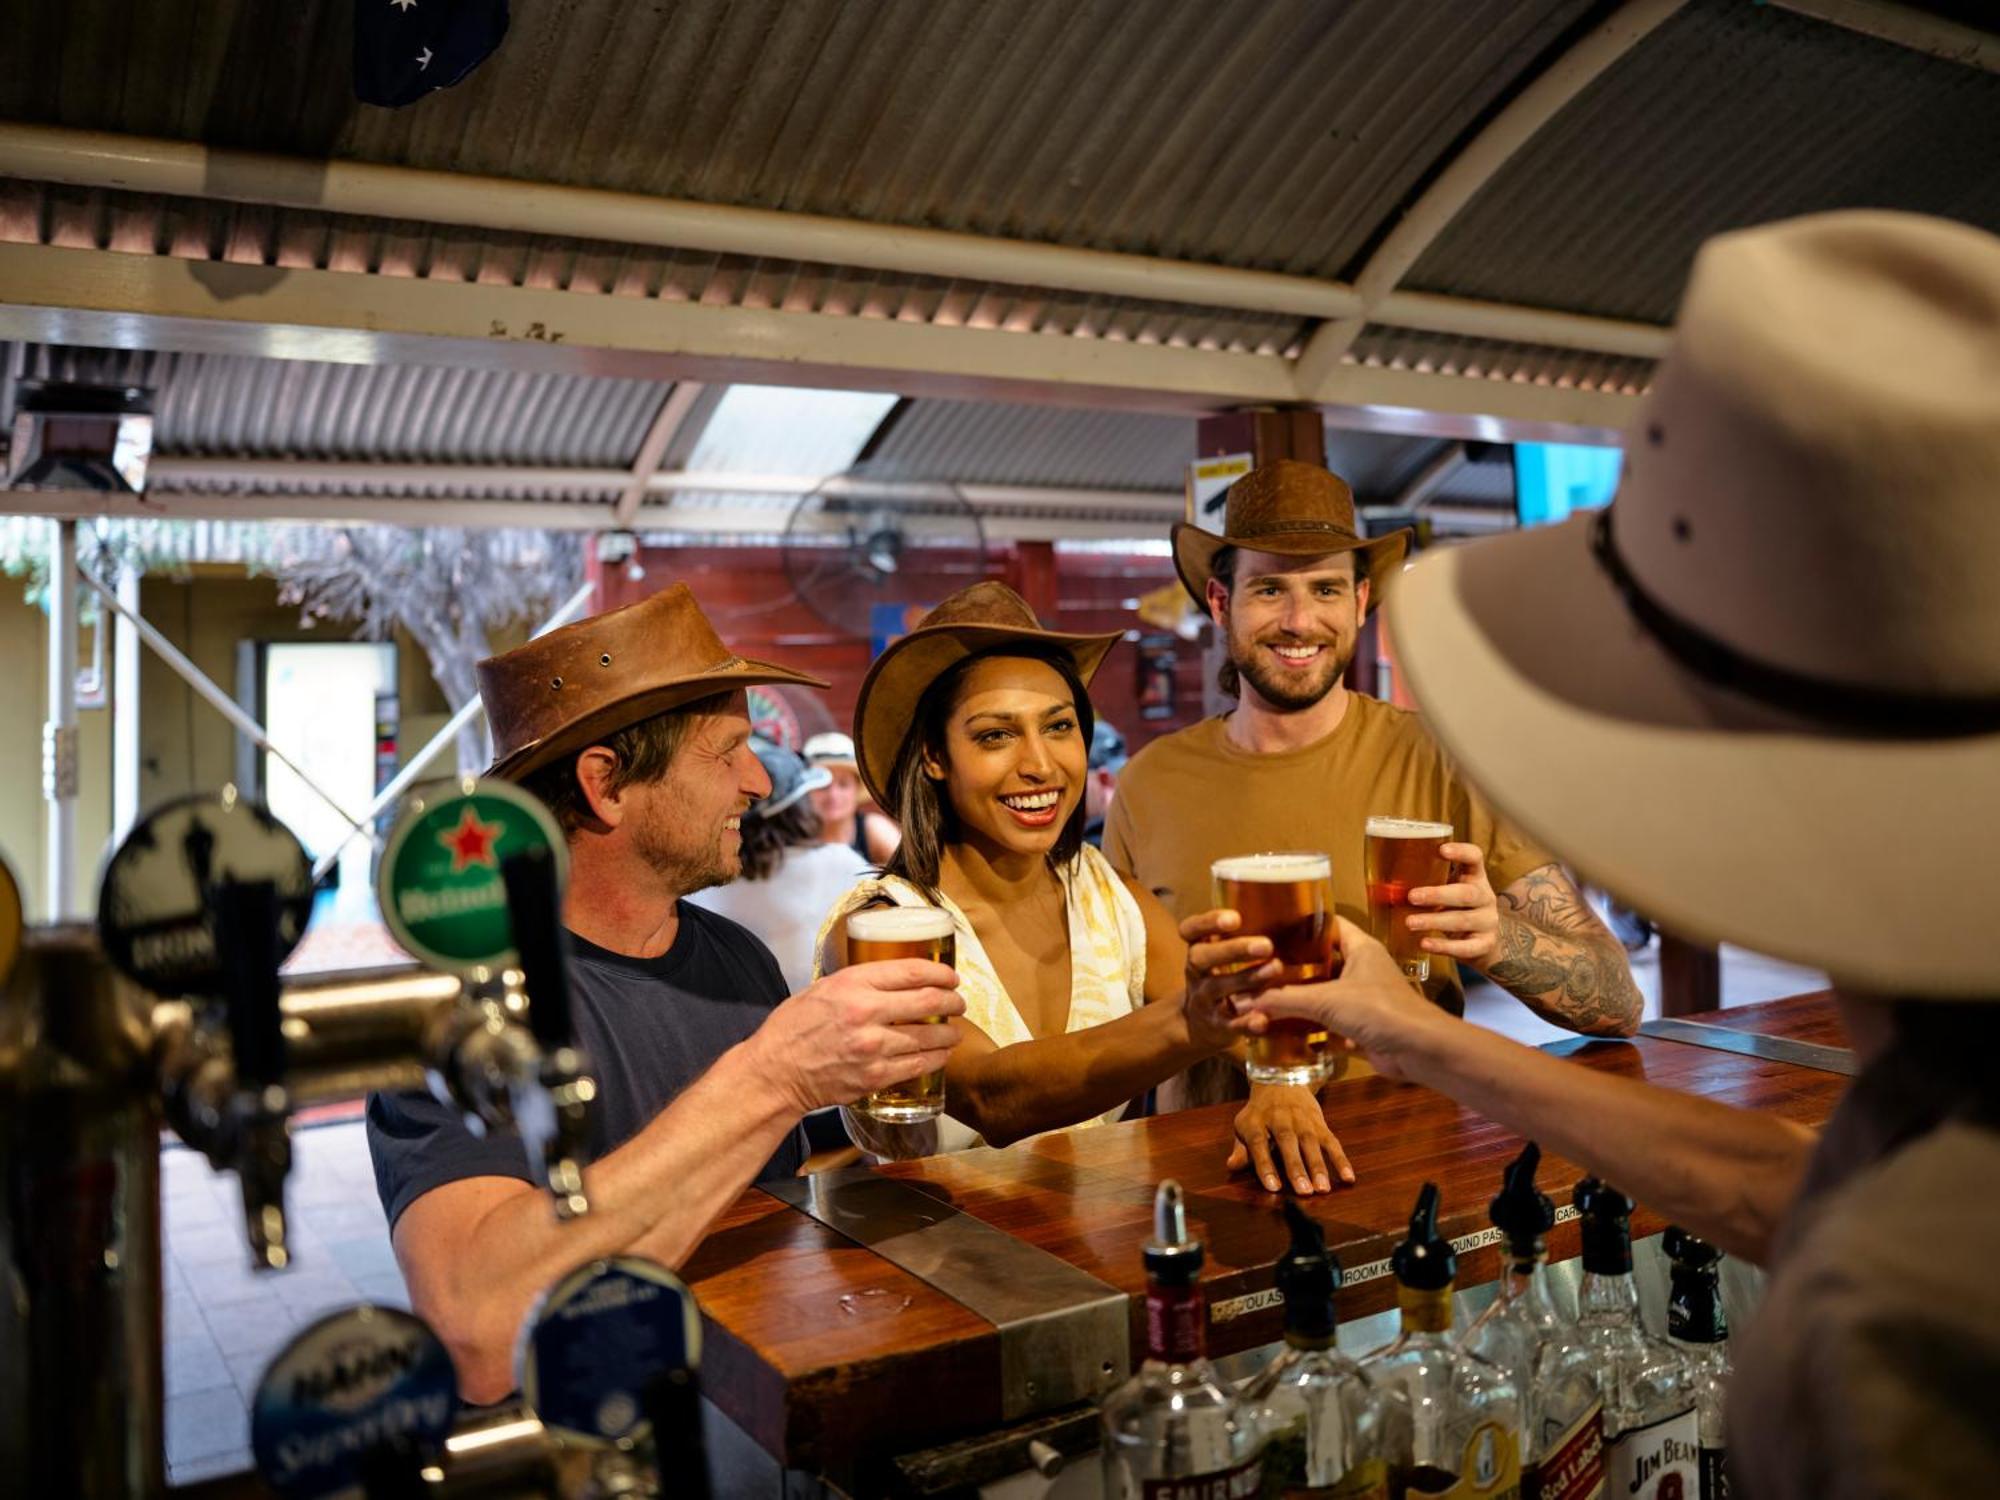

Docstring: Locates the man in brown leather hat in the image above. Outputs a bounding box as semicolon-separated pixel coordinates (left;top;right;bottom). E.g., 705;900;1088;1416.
367;583;963;1403
1105;459;1641;1194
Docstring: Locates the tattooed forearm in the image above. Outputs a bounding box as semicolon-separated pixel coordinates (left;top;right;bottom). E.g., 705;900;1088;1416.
1483;865;1642;1037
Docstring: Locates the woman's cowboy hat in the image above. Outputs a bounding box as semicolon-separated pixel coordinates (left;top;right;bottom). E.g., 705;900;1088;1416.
851;581;1121;808
1388;211;2000;997
1171;460;1412;609
478;583;828;783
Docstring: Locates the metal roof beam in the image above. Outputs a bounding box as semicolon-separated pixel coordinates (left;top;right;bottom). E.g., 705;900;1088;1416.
1771;0;2000;74
0;124;1670;363
1294;0;1689;401
0;242;1637;438
613;381;707;528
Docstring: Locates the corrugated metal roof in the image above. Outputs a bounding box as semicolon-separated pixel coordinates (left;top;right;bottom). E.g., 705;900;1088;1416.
1;340;671;467
862;399;1190;490
1346;327;1654;396
1;0;1592;280
1406;0;2000;323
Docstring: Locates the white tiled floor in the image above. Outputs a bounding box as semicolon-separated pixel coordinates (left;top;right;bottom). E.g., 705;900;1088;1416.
163;1117;405;1486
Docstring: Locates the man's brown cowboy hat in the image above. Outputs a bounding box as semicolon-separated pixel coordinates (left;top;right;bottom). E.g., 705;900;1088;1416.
851;581;1121;808
1171;459;1412;610
478;583;828;783
1388;211;2000;997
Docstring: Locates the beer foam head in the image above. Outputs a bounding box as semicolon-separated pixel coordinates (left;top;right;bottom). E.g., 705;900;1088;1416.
1211;851;1332;883
1364;817;1453;840
845;905;954;942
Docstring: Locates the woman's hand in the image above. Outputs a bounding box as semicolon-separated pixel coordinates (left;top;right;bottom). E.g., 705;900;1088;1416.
1178;907;1281;1052
1233;918;1451;1081
1227;1084;1354;1194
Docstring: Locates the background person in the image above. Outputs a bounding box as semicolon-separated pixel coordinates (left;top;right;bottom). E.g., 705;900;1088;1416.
815;582;1277;1159
1105;460;1642;1190
686;737;869;993
803;730;901;864
1234;211;2000;1499
1082;715;1127;847
366;585;962;1402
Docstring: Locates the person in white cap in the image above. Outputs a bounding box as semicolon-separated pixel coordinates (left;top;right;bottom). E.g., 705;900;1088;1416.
803;730;902;864
1232;210;2000;1497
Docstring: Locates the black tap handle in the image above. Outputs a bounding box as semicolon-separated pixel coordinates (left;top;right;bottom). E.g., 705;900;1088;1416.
501;845;572;1049
644;1367;714;1500
214;880;286;1089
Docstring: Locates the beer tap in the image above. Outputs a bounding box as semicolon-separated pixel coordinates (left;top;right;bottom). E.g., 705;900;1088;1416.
215;879;294;1269
502;844;595;1220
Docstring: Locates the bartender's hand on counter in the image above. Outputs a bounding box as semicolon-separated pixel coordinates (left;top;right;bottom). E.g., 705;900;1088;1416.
1178;907;1284;1052
1232;918;1453;1083
748;960;965;1116
1227;1085;1354;1194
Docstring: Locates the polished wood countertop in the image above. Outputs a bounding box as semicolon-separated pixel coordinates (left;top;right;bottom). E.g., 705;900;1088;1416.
682;992;1850;1472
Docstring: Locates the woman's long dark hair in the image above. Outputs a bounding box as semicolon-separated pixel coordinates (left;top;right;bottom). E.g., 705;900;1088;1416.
880;644;1095;902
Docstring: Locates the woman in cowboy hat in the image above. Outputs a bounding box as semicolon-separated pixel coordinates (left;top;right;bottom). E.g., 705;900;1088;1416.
1233;211;2000;1496
816;581;1279;1156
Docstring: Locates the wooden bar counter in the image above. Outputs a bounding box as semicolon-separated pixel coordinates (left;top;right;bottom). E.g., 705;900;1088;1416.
682;992;1852;1476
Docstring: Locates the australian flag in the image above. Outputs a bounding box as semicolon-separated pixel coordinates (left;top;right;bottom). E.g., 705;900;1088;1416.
355;0;509;109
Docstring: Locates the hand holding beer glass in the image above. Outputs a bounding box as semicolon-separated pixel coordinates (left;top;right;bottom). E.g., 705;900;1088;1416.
1210;852;1339;1086
1364;818;1455;984
845;907;955;1123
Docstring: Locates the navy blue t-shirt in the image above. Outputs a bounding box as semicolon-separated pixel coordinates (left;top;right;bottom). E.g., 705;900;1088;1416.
367;902;808;1229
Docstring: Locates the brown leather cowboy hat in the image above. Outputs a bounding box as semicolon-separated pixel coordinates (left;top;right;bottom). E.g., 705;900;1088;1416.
1389;211;2000;997
1172;459;1412;610
851;582;1121;808
479;582;828;783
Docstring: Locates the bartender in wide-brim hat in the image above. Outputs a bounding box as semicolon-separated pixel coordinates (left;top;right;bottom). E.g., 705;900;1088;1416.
1232;210;2000;1498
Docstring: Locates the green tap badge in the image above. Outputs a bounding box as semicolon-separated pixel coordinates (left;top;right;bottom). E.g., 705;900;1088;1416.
378;777;566;977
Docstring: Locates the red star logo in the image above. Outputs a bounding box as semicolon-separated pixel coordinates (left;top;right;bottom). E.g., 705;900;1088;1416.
437;805;504;874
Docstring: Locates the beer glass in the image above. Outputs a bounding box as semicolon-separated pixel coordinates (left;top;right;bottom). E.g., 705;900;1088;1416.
845;906;954;1124
1210;852;1338;1086
1364;817;1454;983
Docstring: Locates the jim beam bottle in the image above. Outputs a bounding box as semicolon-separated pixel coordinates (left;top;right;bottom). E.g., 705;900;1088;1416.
1662;1229;1731;1500
1362;1183;1522;1498
1243;1202;1407;1498
1461;1145;1604;1499
1571;1181;1696;1500
1101;1180;1264;1499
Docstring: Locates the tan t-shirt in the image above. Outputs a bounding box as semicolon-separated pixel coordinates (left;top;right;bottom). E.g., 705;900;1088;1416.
1102;692;1557;1014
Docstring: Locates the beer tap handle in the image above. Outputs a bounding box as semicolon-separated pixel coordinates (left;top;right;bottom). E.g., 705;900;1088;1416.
500;846;595;1220
214;879;294;1270
644;1367;714;1500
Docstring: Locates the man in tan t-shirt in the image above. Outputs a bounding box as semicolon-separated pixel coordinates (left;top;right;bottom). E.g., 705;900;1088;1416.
1105;460;1641;1192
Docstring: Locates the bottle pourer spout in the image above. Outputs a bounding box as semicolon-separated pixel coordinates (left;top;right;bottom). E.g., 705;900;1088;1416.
1153;1179;1189;1250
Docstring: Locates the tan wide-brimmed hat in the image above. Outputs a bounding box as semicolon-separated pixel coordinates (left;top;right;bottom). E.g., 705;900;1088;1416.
851;581;1122;808
1388;211;2000;997
1171;459;1412;610
479;583;828;783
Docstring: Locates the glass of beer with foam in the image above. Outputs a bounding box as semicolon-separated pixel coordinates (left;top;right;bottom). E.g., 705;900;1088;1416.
844;906;954;1124
1210;852;1338;1086
1364;817;1455;983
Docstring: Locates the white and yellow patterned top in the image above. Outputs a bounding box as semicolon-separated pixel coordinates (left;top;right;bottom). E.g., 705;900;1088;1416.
812;842;1149;1157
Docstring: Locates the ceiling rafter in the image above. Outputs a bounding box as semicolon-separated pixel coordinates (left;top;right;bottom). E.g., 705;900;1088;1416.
1294;0;1690;400
1771;0;2000;74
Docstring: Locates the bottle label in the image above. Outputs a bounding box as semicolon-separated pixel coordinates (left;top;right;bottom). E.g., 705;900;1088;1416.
1605;1407;1699;1499
1279;1456;1391;1498
1699;1445;1729;1500
1140;1455;1263;1499
1666;1276;1727;1344
1525;1401;1605;1500
1146;1285;1207;1363
1408;1421;1522;1498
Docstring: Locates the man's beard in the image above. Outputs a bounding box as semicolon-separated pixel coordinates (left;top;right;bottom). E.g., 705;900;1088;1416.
1228;627;1354;711
632;805;737;895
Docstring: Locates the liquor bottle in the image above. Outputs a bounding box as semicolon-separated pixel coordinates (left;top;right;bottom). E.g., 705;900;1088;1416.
1571;1180;1696;1500
1461;1145;1604;1499
1363;1183;1522;1498
1663;1228;1731;1500
1101;1180;1264;1498
1243;1202;1407;1498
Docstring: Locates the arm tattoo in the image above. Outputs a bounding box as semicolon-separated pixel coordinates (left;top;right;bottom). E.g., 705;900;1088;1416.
1485;864;1643;1037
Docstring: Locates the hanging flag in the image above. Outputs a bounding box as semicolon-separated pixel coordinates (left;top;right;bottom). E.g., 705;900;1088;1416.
354;0;509;109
